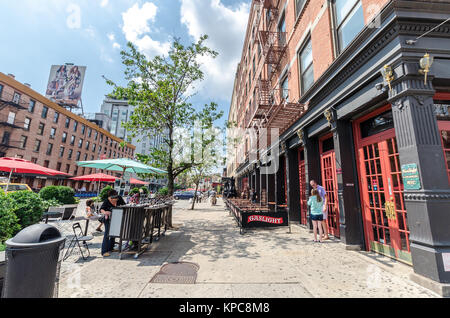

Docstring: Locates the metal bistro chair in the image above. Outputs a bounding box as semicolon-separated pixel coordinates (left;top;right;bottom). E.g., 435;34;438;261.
63;222;94;261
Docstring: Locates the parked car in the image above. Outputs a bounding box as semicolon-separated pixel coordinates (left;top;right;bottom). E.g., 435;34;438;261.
0;183;32;194
174;191;196;200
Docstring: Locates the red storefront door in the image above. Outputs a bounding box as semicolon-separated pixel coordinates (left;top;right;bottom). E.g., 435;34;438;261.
435;92;450;185
438;120;450;184
354;106;411;264
298;148;307;225
283;156;287;205
319;135;340;237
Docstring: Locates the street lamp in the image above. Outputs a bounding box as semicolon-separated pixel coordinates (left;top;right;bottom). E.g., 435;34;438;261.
419;53;434;85
380;64;394;91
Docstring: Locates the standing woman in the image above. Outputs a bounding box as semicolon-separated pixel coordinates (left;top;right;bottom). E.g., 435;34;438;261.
310;180;329;240
100;189;126;257
307;189;324;243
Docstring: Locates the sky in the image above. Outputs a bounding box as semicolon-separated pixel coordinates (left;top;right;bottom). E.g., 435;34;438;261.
0;0;250;128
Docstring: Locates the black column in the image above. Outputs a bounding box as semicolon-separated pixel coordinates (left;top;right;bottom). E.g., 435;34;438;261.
331;118;364;248
261;165;267;204
303;132;321;229
267;161;276;211
256;167;261;203
276;154;285;207
286;144;301;223
389;64;450;284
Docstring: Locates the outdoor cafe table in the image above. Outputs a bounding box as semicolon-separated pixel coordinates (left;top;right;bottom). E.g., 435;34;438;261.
108;203;172;259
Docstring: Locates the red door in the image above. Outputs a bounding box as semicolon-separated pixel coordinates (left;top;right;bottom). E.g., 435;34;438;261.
434;92;450;184
354;106;411;264
319;134;340;238
284;156;287;204
438;120;450;184
298;148;307;225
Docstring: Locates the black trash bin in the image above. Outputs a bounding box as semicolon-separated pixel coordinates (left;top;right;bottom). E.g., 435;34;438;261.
2;224;66;298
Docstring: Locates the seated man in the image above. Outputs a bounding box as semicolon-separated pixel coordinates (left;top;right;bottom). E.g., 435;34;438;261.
100;190;126;257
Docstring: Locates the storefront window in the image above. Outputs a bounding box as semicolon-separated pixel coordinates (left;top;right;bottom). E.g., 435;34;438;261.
321;136;334;153
360;110;394;139
434;100;450;118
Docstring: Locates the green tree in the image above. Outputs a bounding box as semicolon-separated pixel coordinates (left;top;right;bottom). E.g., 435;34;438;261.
104;35;222;197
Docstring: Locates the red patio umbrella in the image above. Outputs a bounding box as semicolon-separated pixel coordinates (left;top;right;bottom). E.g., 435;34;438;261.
0;157;69;193
130;177;149;185
70;173;118;197
70;173;118;183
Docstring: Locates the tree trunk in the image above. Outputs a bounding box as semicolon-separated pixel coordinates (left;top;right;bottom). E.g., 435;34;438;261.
191;182;199;210
167;171;174;196
166;164;174;227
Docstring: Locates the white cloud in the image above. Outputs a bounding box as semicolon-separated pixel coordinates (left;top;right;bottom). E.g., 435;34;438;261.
107;32;121;49
180;0;250;101
100;0;109;8
121;2;171;57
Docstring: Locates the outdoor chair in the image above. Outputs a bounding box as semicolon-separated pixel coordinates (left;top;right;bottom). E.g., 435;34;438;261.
42;207;64;223
61;205;78;220
63;222;94;261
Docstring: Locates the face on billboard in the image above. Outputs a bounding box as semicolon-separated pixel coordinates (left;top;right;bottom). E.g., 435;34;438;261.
46;65;86;106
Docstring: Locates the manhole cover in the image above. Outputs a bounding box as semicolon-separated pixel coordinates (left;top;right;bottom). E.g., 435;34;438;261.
150;262;199;284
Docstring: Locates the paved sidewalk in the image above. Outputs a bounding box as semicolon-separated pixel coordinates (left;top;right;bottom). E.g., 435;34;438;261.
58;199;439;298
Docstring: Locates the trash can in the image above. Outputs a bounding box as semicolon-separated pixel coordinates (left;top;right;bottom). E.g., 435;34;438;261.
2;224;66;298
0;253;5;294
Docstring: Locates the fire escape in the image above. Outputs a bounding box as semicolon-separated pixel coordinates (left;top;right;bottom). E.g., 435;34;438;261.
0;92;27;156
250;0;305;136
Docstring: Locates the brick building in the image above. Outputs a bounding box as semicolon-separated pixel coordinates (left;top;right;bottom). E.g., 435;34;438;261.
227;0;450;295
0;72;135;191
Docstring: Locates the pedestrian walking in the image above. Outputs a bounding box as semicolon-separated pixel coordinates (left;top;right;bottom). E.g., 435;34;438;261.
310;179;329;240
210;191;217;206
307;189;324;242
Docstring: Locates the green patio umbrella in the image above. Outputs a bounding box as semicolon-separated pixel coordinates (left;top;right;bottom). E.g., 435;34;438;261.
76;158;167;175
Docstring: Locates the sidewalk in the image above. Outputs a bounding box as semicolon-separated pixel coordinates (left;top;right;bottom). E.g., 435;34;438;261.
58;199;439;298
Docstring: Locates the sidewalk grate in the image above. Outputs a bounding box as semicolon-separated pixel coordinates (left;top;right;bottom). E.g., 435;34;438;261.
150;262;199;284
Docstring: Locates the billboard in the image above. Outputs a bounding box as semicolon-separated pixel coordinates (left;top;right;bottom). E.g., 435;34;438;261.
45;65;86;106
